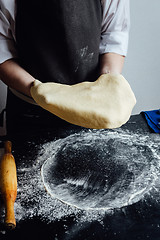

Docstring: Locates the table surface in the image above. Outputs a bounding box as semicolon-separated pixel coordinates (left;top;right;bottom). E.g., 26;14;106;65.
0;114;160;240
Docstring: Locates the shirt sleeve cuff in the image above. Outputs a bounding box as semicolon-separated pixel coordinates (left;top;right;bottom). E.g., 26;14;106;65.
99;31;129;57
0;39;18;64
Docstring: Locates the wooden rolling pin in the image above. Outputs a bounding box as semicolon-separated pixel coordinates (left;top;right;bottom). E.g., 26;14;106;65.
0;141;17;229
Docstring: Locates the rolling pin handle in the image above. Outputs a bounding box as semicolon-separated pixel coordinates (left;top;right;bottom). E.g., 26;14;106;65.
5;199;16;230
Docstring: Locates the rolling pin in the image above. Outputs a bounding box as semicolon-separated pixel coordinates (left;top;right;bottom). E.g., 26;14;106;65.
0;141;17;229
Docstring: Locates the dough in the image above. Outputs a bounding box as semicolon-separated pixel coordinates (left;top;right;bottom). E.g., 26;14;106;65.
41;130;157;210
30;74;136;129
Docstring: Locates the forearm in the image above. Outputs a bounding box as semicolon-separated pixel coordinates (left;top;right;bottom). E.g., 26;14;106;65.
99;52;125;75
0;59;35;97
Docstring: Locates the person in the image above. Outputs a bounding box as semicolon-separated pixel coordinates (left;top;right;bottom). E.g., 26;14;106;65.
0;0;130;135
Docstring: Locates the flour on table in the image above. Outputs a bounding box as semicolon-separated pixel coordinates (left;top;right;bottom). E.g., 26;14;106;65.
41;129;159;210
4;129;159;225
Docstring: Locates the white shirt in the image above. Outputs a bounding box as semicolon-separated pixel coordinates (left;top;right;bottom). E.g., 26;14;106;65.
0;0;130;64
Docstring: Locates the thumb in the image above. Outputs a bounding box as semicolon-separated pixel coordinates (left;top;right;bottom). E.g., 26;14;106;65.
30;79;42;99
32;79;42;87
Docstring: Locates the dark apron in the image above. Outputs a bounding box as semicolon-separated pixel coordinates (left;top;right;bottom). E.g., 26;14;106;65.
6;0;102;135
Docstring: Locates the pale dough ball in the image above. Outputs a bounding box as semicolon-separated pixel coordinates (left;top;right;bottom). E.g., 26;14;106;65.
30;74;136;129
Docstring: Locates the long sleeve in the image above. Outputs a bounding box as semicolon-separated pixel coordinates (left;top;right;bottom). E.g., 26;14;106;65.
0;0;17;64
100;0;130;56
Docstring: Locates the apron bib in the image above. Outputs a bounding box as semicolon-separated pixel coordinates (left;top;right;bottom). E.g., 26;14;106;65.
16;0;102;84
6;0;102;135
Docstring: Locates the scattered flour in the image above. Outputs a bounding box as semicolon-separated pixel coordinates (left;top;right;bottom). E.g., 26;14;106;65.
2;129;159;226
41;129;159;211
